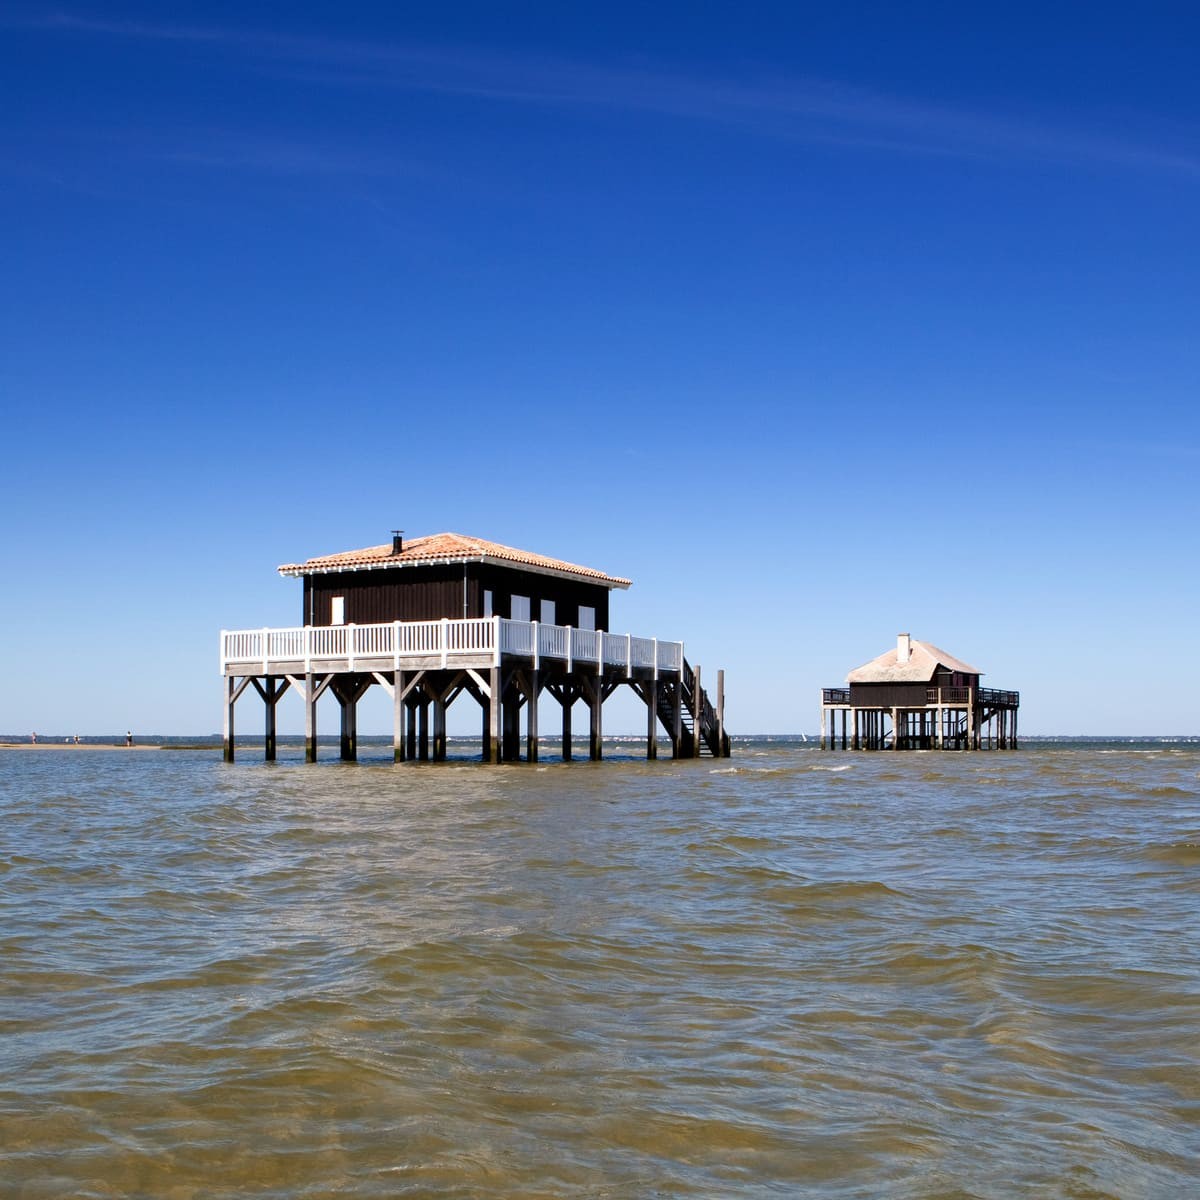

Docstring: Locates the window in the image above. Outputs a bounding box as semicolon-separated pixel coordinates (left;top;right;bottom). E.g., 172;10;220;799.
331;596;345;625
510;594;530;622
540;599;555;625
483;589;493;617
578;605;595;631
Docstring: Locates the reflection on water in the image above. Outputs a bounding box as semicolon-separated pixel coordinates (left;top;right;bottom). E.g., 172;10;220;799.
2;740;1198;1197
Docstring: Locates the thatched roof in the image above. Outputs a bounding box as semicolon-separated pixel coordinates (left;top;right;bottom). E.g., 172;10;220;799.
847;636;982;684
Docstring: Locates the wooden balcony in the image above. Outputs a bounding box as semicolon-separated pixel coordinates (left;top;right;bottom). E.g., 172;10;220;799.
221;616;684;679
821;686;1020;709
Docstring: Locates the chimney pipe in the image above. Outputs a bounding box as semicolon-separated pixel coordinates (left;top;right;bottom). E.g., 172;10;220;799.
391;530;404;555
897;632;911;665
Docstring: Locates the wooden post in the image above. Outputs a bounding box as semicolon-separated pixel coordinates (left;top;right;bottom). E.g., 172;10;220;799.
852;707;860;751
433;692;446;761
418;699;429;761
223;675;236;763
305;671;317;763
646;681;658;760
264;676;277;762
488;667;502;763
502;686;520;762
406;698;418;760
968;689;977;751
691;664;702;758
394;670;406;762
562;690;573;762
589;677;603;761
672;680;682;758
890;707;899;750
339;686;356;762
841;708;847;750
717;669;725;757
526;671;539;763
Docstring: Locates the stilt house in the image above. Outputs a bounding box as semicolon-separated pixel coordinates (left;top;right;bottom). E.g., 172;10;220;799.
820;633;1019;750
220;531;729;764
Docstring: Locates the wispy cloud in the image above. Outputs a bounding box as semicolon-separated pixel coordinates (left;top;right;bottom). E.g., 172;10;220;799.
18;10;1200;179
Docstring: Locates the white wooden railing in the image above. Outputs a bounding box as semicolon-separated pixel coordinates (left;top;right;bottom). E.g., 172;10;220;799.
221;617;684;676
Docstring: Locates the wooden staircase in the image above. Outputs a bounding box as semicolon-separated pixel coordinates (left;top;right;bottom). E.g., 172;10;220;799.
656;659;730;757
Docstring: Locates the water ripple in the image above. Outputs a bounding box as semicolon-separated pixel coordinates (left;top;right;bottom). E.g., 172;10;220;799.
1;741;1197;1197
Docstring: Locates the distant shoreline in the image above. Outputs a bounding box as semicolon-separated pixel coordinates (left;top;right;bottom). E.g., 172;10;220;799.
0;743;219;752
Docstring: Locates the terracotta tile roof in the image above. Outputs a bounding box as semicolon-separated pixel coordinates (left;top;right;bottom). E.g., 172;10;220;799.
846;638;982;684
278;532;632;589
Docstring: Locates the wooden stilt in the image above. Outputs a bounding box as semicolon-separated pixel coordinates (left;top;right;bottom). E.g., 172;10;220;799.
418;699;429;761
488;666;502;763
304;671;317;762
672;679;682;758
526;670;539;763
250;675;287;762
717;670;725;757
588;676;603;761
502;677;520;762
433;692;446;761
562;690;573;761
394;670;406;762
223;675;237;762
263;677;277;762
337;682;357;762
691;664;702;758
646;680;658;760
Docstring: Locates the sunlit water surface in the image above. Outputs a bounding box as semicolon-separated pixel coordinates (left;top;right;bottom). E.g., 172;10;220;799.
2;739;1198;1198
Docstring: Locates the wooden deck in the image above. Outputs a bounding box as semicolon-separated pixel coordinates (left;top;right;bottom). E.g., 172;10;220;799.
222;617;682;677
220;617;729;764
821;686;1019;710
819;685;1020;751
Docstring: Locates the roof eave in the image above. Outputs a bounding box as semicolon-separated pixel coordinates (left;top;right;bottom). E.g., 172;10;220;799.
277;553;631;590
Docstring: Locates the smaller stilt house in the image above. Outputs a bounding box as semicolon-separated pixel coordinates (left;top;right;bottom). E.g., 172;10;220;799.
220;531;730;765
820;633;1019;750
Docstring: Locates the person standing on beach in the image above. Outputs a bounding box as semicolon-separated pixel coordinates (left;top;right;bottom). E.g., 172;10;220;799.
31;732;37;744
125;730;133;747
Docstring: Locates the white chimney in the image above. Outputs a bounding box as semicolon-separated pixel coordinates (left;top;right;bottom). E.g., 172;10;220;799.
897;632;911;665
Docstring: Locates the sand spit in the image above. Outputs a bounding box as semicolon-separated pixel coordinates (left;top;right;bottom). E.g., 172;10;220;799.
0;743;218;752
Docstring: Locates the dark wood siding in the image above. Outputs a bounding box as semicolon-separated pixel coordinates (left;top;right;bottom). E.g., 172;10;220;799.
849;683;932;709
308;564;472;626
475;564;610;630
849;678;981;707
305;562;613;628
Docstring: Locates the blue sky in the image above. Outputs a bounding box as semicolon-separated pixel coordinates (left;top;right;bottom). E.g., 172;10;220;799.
2;2;1197;736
